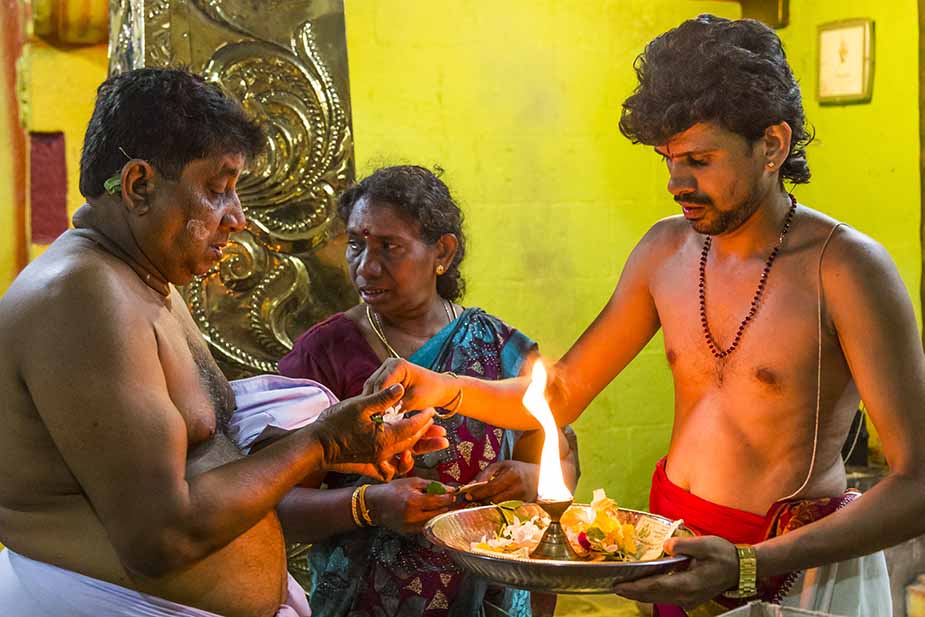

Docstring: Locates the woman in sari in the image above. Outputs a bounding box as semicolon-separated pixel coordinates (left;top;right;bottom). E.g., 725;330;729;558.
277;165;578;617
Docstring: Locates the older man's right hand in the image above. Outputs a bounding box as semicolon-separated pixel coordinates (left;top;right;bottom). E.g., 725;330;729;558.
312;384;448;480
363;358;459;413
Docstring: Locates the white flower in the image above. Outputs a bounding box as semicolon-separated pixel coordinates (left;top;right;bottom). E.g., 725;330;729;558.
486;535;513;549
510;516;545;545
591;488;609;509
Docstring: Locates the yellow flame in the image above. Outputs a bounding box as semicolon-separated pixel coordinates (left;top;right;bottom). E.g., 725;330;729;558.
522;360;572;502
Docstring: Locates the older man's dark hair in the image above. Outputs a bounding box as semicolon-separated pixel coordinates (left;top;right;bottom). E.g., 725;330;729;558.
79;67;264;198
337;165;467;302
620;14;813;184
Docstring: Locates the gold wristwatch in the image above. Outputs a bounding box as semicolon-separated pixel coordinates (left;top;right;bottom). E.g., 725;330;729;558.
722;544;758;599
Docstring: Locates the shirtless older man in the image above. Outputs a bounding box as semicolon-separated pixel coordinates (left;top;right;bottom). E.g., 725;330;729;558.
365;16;925;616
0;68;445;617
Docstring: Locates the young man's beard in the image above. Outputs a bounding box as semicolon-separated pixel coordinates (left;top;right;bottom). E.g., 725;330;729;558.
692;192;763;236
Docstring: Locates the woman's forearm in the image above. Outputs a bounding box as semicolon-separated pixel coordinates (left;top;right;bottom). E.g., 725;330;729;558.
277;486;359;544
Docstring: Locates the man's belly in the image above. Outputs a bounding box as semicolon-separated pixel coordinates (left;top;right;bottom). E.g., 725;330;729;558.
137;512;289;617
665;431;848;515
0;492;288;617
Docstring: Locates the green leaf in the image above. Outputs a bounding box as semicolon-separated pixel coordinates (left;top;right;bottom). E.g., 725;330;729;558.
495;500;523;510
103;174;122;195
587;527;606;542
425;481;447;495
493;500;523;526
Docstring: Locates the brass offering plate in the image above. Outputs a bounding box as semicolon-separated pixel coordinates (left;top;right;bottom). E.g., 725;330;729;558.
423;503;690;594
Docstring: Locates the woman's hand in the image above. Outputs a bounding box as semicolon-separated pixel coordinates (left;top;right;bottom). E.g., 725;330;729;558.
462;460;539;504
365;477;456;534
363;358;459;413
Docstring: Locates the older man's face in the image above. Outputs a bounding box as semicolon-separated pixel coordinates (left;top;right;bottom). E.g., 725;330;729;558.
144;152;247;284
655;123;769;236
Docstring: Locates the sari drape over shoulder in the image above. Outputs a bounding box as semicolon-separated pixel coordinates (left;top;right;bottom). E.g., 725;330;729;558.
279;308;537;617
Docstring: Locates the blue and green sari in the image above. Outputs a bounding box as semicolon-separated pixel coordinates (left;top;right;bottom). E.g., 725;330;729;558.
308;308;536;617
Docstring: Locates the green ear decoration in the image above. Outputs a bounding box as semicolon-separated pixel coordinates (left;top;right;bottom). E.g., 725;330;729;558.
103;173;122;195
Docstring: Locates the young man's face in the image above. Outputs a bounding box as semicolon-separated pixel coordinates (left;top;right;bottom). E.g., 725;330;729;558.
655;122;770;236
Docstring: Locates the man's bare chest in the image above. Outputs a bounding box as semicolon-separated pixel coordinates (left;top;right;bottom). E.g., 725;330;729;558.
154;309;236;447
651;256;831;394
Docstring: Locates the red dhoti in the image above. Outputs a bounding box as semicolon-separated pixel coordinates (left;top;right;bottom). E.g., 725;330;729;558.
648;458;862;616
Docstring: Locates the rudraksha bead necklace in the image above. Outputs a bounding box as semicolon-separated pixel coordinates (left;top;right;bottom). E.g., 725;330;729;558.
699;193;797;359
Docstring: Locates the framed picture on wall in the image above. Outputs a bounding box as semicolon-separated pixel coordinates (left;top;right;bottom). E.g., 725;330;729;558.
817;18;875;104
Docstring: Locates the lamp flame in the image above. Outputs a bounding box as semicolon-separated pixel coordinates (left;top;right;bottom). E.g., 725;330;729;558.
522;360;572;502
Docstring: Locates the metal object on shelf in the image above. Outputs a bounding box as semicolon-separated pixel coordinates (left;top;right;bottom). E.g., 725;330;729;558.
423;503;689;594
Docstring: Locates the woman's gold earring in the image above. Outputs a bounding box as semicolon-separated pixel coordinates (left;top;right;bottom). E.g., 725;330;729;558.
436;264;446;275
767;161;776;168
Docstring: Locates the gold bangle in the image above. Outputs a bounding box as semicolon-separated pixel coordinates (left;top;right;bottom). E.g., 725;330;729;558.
350;486;365;528
358;484;374;527
435;371;463;420
722;544;758;598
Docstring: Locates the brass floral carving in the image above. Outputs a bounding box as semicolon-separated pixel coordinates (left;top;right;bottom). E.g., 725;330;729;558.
109;0;356;378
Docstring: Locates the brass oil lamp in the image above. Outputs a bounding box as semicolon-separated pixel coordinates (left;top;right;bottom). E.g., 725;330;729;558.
521;361;580;561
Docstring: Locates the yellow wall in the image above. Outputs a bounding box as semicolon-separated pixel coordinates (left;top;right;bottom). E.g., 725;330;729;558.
345;0;744;506
27;39;108;259
778;1;920;317
777;0;922;462
0;2;28;296
345;0;922;506
0;37;106;291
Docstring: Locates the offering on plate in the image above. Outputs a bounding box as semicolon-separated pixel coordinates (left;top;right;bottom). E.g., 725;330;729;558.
469;489;683;562
423;359;690;593
424;502;690;593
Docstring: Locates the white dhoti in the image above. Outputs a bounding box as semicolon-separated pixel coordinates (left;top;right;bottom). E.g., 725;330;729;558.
780;550;892;617
0;547;311;616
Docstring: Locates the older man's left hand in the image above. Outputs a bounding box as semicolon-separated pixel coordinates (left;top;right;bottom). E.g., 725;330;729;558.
612;535;740;608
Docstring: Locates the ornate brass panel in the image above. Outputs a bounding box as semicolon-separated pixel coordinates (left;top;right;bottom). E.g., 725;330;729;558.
109;0;357;378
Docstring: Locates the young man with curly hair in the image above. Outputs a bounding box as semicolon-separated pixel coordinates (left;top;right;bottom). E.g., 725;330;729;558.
367;15;922;616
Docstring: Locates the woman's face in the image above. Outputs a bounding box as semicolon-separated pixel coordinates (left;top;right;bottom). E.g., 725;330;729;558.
345;197;443;318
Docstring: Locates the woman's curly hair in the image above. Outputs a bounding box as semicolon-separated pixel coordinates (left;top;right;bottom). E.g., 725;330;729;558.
620;14;813;184
337;165;466;301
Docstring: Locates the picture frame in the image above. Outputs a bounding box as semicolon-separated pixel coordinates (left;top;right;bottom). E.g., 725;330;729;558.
817;18;875;105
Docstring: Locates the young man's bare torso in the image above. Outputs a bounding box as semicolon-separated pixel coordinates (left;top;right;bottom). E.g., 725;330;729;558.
648;210;861;514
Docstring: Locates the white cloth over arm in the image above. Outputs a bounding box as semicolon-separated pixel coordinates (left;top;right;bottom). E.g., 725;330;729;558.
228;375;339;454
